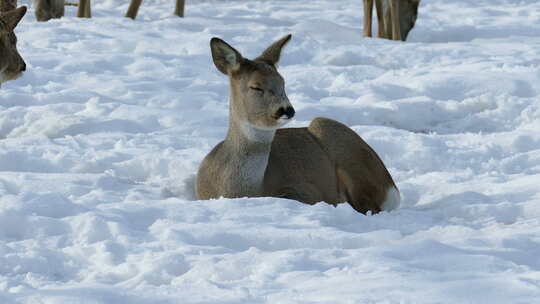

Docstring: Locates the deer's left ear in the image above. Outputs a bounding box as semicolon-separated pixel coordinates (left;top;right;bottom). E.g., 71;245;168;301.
0;6;26;34
256;34;292;66
210;37;244;75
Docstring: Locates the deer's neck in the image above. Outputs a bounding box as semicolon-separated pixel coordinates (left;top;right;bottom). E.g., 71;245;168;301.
222;101;275;196
225;91;276;149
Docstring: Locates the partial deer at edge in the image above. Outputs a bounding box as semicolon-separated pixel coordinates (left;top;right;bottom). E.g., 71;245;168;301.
33;0;91;22
0;1;26;86
363;0;420;41
196;35;400;214
34;0;183;21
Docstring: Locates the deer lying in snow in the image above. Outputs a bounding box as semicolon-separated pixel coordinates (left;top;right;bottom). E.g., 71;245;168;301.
0;2;26;86
196;35;400;214
363;0;420;41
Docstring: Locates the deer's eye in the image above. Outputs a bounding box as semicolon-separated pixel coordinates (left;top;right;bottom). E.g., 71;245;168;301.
250;87;264;93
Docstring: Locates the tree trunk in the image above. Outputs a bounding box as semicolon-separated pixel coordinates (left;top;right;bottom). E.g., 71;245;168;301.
77;0;91;18
125;0;143;19
173;0;185;17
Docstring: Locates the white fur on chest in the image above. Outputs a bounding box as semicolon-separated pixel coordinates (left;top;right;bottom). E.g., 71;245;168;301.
222;120;275;196
237;152;268;186
239;120;276;143
237;121;273;188
221;152;268;197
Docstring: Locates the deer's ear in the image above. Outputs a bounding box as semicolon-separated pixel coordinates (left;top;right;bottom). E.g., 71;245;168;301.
256;34;292;66
210;37;243;75
0;6;26;34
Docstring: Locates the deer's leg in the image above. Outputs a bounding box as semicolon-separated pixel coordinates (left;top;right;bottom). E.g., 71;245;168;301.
382;4;392;39
126;0;143;19
174;0;185;17
390;0;401;40
375;0;385;38
84;0;91;18
275;184;325;205
58;0;65;19
77;0;90;18
363;0;374;37
307;117;398;214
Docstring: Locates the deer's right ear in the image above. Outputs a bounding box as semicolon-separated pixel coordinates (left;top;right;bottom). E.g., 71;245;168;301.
210;37;243;75
0;6;27;34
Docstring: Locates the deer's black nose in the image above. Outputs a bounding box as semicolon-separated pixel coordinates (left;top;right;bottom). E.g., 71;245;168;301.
276;106;295;119
284;106;295;119
20;62;26;72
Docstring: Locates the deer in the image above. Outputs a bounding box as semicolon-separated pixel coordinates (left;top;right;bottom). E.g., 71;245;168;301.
34;0;64;21
0;1;26;86
33;0;90;22
363;0;420;41
196;35;400;214
126;0;184;19
34;0;183;21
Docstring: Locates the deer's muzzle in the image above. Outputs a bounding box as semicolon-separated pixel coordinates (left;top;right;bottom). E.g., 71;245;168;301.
275;106;295;120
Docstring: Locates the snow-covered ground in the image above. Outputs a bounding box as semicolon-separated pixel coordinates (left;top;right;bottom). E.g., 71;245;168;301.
1;0;540;302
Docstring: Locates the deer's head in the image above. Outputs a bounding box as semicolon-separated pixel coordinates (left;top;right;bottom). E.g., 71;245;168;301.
211;35;295;132
0;5;26;84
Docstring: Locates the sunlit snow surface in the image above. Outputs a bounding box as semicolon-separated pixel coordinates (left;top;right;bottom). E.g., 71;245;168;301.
1;0;540;303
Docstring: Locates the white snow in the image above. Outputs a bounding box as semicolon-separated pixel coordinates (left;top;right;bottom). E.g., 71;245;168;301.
1;0;540;302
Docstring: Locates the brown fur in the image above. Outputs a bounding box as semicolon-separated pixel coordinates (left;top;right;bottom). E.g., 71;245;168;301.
196;35;399;214
34;0;64;22
33;0;91;21
77;0;91;18
364;0;420;41
0;2;26;85
0;0;16;11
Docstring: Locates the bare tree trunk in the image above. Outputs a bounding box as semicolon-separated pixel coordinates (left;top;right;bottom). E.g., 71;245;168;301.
77;0;91;18
173;0;185;17
125;0;143;19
